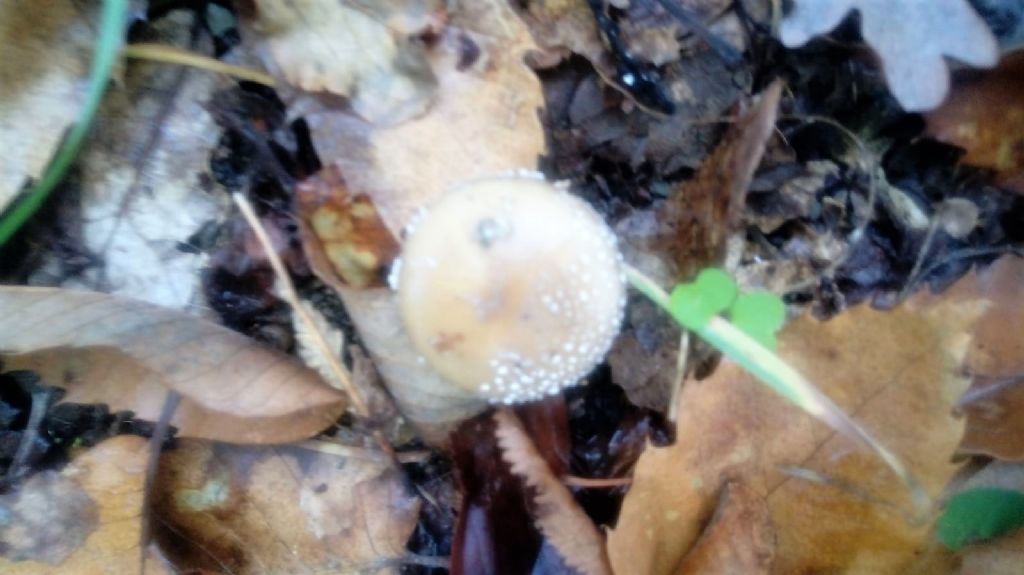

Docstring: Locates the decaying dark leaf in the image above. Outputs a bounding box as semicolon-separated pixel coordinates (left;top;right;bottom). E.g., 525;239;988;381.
296;164;401;289
494;408;612;575
449;399;573;574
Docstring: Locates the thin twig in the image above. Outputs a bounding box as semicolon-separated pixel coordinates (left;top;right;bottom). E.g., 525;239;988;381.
125;43;275;86
233;193;369;418
9;388;52;482
234;194;397;464
295;439;429;464
668;330;689;423
140;390;181;574
563;475;632;488
899;217;940;301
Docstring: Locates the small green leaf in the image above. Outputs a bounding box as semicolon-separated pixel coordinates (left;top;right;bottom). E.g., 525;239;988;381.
730;292;786;350
669;268;737;330
937;488;1024;550
694;268;738;311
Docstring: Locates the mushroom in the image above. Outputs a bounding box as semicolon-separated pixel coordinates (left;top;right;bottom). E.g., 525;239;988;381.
396;175;626;404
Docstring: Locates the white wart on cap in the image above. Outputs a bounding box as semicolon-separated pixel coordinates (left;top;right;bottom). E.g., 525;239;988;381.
397;176;626;404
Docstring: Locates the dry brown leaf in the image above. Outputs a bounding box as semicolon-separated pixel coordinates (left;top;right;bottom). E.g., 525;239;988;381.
655;81;782;280
0;436;154;575
518;0;604;65
926;53;1024;194
676;481;775;575
301;1;547;435
494;408;612;575
0;287;346;444
607;288;984;574
151;438;420;574
243;0;439;125
909;256;1024;460
780;0;998;112
0;0;95;210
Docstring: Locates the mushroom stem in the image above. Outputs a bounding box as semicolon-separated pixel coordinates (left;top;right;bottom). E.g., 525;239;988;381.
623;264;927;512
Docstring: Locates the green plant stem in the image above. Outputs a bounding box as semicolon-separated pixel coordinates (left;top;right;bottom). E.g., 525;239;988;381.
624;264;928;511
0;0;128;247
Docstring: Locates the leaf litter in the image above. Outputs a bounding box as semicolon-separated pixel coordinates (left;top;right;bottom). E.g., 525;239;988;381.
3;0;1024;573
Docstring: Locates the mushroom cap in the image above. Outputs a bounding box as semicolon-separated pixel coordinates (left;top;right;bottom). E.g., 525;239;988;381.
397;176;626;404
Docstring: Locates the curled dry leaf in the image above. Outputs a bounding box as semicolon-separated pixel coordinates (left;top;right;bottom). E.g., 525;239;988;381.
151;439;420;574
0;287;346;444
493;408;612;575
243;0;439;125
780;0;999;112
926;53;1024;194
0;0;94;210
607;286;984;574
296;164;401;289
0;436;161;575
301;0;546;436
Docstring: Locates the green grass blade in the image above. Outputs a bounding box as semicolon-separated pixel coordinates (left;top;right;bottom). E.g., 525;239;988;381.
0;0;128;247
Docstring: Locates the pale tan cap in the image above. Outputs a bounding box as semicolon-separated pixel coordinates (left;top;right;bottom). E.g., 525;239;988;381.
397;176;626;404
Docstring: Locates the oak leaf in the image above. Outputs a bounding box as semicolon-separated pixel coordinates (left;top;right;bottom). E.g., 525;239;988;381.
780;0;998;111
607;285;985;574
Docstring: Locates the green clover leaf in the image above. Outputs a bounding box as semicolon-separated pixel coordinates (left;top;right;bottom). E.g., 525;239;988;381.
669;268;737;331
730;291;786;350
